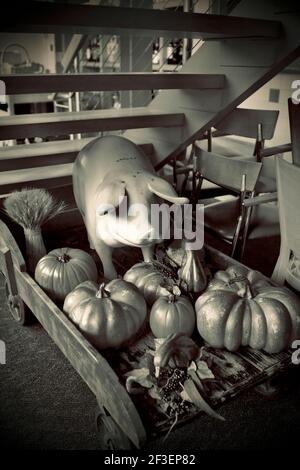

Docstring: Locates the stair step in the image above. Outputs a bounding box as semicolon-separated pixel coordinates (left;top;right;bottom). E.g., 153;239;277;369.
2;73;226;95
0;108;185;140
2;2;281;39
0;140;154;171
0;163;73;195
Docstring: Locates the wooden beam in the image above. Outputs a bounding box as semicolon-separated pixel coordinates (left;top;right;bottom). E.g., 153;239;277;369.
1;2;281;39
61;34;86;72
0;107;184;140
0;140;154;171
1;73;225;95
288;97;300;166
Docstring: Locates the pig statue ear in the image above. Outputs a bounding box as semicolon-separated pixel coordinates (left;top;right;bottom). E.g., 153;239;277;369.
96;180;126;215
148;176;189;205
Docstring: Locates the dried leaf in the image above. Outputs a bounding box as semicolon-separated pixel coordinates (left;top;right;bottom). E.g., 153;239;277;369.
125;367;153;394
180;387;193;403
183;378;225;422
188;361;197;372
195;360;215;380
154;333;199;369
148;386;163;401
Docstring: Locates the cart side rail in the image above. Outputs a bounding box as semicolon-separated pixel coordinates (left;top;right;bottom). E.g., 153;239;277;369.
14;264;146;448
0;219;26;271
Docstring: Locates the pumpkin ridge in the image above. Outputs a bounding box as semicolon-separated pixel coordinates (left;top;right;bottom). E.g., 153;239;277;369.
173;301;184;336
248;299;267;350
196;292;241;348
69;263;87;287
48;257;62;297
224;299;245;351
121;303;142;338
258;290;300;340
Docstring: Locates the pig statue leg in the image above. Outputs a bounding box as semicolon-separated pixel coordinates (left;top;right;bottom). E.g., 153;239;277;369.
87;234;95;250
141;245;155;263
94;241;118;280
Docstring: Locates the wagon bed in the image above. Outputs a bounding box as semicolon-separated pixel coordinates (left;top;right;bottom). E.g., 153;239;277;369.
0;216;293;449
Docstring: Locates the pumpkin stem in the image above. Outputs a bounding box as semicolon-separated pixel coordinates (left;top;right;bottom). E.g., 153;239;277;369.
96;282;110;298
168;285;181;303
57;253;70;263
228;274;254;299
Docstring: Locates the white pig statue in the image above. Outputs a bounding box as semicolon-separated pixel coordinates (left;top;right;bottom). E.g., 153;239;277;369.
73;135;188;279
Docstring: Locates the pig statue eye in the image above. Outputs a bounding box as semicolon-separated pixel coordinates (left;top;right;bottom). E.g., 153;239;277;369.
97;203;116;217
96;180;126;216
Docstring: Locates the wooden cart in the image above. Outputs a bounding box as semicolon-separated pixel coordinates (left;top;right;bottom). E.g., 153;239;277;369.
0;215;293;450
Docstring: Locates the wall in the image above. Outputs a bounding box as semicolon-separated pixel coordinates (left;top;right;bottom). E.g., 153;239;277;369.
0;33;56;74
241;70;300;146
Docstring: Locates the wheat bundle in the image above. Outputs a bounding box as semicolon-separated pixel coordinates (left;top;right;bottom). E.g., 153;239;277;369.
4;188;66;274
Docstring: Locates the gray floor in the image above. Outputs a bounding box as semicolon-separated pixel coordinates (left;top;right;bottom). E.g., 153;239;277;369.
1;273;300;451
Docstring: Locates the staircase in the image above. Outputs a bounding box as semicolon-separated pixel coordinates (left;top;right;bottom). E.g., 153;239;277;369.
0;0;299;192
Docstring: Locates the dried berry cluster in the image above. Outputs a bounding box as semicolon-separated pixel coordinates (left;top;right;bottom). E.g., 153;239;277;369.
152;261;177;281
159;368;191;416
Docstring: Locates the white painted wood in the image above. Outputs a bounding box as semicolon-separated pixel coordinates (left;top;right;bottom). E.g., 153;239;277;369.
0;163;73;185
0;140;154;171
0;107;185;140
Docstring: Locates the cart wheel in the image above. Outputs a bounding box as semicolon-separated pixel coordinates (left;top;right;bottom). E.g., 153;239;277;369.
95;408;134;450
4;281;34;325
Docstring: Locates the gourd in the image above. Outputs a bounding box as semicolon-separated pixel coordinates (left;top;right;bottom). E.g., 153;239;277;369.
150;287;196;338
178;242;207;296
123;261;177;305
196;265;300;354
63;279;147;349
35;248;98;303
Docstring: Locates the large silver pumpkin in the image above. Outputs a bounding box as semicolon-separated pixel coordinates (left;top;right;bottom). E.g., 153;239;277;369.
196;265;300;354
63;279;147;349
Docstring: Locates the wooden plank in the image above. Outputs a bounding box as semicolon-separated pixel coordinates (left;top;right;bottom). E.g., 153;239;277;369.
0;163;73;194
0;246;19;296
0;108;185;140
288;97;300;166
1;73;225;95
13;267;146;448
0;140;154;171
1;2;281;39
0;219;26;271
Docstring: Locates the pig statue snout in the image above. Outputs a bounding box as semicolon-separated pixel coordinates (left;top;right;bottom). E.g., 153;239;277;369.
73;135;188;279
